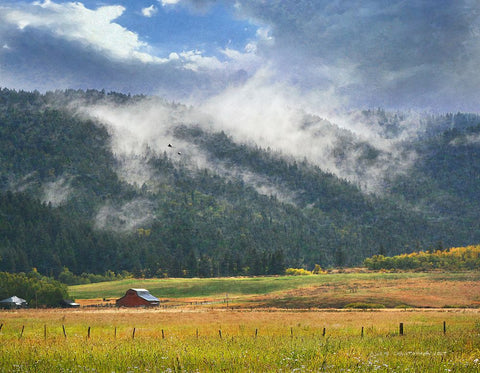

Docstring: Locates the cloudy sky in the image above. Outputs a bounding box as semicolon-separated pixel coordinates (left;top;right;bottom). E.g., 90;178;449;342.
1;0;480;112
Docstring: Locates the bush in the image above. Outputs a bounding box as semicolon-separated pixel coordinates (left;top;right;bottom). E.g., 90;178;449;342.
312;264;326;274
285;268;312;276
58;267;132;285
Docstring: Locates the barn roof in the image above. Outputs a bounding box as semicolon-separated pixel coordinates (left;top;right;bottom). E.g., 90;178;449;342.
0;295;27;304
62;299;80;308
130;288;159;302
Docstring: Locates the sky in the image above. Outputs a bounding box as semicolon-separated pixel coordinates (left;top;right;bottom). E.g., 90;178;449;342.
1;0;480;112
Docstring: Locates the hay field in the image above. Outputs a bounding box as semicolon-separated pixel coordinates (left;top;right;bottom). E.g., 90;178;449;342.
0;308;479;371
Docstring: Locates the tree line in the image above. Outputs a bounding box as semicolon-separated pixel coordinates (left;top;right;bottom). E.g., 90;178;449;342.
0;270;68;307
363;245;480;271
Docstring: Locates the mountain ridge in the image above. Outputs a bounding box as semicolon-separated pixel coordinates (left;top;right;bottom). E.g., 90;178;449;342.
0;88;478;277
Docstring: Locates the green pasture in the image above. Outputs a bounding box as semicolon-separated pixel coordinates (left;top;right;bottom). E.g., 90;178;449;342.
69;272;414;299
68;271;478;300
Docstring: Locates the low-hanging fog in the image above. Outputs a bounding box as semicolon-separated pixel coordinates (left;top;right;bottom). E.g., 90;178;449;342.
2;0;478;230
82;70;424;206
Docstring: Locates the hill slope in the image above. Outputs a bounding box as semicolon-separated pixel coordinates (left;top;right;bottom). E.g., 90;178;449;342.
0;88;478;277
68;272;480;309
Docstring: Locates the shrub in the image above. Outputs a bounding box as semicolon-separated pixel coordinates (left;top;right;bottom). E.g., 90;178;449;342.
312;264;326;274
58;267;133;285
285;268;312;276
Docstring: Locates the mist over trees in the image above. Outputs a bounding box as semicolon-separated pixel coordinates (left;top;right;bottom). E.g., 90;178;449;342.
0;88;479;279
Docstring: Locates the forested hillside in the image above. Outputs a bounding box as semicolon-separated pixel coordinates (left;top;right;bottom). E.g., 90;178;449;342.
0;88;478;278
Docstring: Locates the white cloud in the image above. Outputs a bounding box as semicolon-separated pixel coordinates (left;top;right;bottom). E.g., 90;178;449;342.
221;47;260;72
160;0;182;6
3;0;479;112
200;68;330;157
2;0;164;63
235;0;480;111
179;50;225;71
168;52;180;60
255;27;273;43
0;0;262;95
183;0;480;111
142;5;158;18
196;68;420;193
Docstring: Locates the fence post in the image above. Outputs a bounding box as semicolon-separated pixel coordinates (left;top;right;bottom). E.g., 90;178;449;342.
322;327;326;337
44;324;47;340
361;326;364;338
162;329;165;339
19;325;24;339
219;329;222;339
255;328;258;338
62;324;67;339
443;321;446;334
114;327;117;339
0;323;3;332
132;327;136;340
399;323;404;336
87;326;91;339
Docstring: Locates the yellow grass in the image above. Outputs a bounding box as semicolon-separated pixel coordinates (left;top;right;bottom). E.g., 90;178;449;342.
0;308;479;371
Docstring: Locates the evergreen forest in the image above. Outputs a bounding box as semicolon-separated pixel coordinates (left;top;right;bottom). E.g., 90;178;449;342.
0;88;479;279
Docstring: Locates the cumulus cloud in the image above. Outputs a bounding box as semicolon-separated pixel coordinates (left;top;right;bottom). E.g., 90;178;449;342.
0;0;259;97
142;5;158;18
180;50;225;71
182;0;480;111
2;0;480;113
5;0;161;63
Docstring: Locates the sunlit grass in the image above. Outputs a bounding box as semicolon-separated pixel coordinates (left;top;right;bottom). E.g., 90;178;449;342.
0;309;479;371
69;271;480;309
69;272;429;298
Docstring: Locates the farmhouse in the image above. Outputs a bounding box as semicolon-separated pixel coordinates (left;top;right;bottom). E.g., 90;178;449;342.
116;288;160;307
61;299;80;308
0;295;28;309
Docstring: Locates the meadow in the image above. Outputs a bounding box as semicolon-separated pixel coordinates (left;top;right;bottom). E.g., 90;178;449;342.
2;272;480;371
69;271;480;309
0;308;479;372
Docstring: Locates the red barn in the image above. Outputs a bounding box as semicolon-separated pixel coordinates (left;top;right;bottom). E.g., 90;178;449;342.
116;288;160;307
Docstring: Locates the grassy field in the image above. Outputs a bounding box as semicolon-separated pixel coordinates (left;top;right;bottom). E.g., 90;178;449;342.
3;272;480;371
69;271;480;309
0;308;479;371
